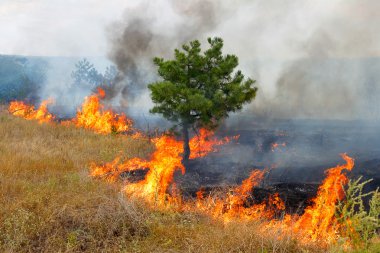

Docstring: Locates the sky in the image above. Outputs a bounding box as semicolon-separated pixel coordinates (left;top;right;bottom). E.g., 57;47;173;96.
0;0;134;56
1;0;380;120
0;0;379;58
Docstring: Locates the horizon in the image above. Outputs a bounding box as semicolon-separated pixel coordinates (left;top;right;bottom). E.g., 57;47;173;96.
1;0;380;120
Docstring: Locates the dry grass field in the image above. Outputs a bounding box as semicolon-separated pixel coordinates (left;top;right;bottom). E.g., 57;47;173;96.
0;106;153;252
0;107;378;253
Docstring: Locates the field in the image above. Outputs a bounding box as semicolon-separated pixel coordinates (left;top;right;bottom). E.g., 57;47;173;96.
1;107;379;253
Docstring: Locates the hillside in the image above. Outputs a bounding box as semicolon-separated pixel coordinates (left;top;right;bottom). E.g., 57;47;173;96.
0;107;152;252
1;107;379;252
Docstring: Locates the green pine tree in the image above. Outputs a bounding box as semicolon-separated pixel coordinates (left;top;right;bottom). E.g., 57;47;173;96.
148;37;257;164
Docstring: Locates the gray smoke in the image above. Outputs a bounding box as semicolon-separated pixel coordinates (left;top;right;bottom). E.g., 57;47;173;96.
106;0;380;186
107;0;222;111
108;0;380;121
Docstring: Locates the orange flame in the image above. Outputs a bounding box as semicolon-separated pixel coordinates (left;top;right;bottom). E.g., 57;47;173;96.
271;142;286;152
9;93;358;247
8;89;141;137
195;169;287;221
73;88;133;134
8;99;55;123
91;129;235;204
293;153;354;243
91;147;356;246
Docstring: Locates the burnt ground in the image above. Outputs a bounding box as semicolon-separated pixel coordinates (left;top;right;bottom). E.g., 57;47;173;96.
175;118;380;213
173;158;379;213
121;117;380;214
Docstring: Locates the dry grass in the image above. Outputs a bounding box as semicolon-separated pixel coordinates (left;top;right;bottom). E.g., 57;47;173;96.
128;212;308;253
0;108;151;252
1;107;377;252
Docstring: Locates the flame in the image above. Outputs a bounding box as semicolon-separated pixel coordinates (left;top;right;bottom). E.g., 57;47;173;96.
292;153;354;243
7;89;133;135
91;129;235;204
208;169;267;220
271;142;286;152
194;169;287;222
91;147;356;246
8;99;55;123
8;89;135;135
73;88;133;134
9;93;359;247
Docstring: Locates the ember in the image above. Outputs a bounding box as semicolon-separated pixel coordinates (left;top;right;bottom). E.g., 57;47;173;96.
271;142;286;152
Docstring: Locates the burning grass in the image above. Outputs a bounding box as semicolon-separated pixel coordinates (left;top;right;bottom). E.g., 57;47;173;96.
8;99;55;124
0;107;151;252
0;106;321;252
2;94;379;252
73;88;134;134
8;88;135;135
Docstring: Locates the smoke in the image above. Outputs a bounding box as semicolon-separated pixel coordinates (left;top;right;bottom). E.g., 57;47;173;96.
1;1;379;120
107;0;223;111
0;0;132;57
108;0;380;121
38;57;113;117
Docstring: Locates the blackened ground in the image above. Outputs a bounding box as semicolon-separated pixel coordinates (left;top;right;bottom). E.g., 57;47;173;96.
175;160;319;214
116;117;380;214
173;118;380;214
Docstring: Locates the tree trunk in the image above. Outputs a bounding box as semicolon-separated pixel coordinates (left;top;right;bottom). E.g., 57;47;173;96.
182;123;190;166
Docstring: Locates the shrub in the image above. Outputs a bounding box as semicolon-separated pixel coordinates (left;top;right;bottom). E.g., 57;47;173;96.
336;177;380;250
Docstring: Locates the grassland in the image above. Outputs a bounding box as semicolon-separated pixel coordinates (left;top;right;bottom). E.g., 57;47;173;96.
0;107;378;252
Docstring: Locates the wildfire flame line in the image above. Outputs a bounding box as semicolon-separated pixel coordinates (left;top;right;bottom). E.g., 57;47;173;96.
292;153;355;243
73;88;133;134
9;89;358;246
8;88;135;135
91;129;237;205
9;99;55;124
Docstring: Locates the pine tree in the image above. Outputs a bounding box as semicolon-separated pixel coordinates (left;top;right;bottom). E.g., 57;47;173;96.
148;37;257;164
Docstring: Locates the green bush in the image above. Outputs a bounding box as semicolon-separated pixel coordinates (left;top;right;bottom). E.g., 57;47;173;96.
336;177;380;250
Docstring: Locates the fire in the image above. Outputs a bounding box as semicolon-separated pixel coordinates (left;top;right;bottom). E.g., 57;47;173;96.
271;142;286;152
91;145;356;246
201;154;355;243
194;169;288;222
9;91;360;247
73;88;133;134
8;89;134;135
7;88;134;135
91;129;235;204
199;169;267;220
8;99;55;123
293;153;355;243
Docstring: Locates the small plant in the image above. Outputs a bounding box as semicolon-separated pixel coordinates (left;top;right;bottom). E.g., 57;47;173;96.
336;176;380;250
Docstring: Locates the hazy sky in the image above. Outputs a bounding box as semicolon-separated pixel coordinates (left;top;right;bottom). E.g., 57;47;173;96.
0;0;135;56
1;0;380;120
0;0;379;58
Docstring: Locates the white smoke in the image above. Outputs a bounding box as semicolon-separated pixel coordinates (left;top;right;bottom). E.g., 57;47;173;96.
2;0;379;120
108;0;380;120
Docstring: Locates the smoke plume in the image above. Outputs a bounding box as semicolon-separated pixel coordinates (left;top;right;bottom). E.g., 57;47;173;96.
108;0;380;121
107;0;223;111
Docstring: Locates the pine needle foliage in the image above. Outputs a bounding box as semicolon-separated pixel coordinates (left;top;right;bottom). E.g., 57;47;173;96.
148;37;257;162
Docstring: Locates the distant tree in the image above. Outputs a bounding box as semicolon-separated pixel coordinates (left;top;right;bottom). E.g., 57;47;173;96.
103;65;118;85
71;58;118;87
71;58;102;86
0;56;46;102
148;37;257;164
89;68;104;85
